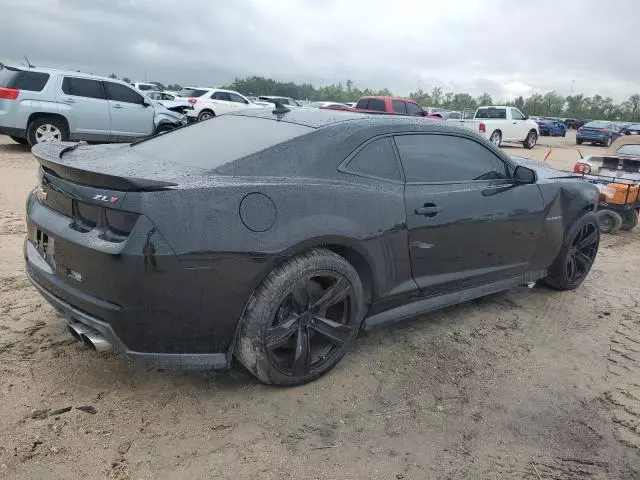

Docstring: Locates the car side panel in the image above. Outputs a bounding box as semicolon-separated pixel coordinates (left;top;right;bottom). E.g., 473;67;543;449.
528;180;599;269
2;74;62;132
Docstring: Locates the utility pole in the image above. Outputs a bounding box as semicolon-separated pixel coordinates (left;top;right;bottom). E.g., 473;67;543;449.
569;79;575;97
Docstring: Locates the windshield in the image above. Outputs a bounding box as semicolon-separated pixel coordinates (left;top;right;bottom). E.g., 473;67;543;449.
177;88;208;97
133;115;312;170
584;121;609;128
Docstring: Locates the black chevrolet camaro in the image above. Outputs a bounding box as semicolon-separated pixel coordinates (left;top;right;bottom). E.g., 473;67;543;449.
26;108;600;385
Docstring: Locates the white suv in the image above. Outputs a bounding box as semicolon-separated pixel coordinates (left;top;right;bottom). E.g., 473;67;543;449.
187;89;263;122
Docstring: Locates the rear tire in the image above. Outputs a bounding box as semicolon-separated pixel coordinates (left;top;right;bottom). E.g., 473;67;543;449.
595;209;623;234
523;130;537;149
197;110;215;122
576;139;583;145
10;136;28;145
27;116;68;146
620;209;639;231
489;130;502;147
544;212;599;290
235;249;365;386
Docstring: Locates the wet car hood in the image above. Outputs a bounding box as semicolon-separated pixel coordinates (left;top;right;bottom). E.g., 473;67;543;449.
510;155;577;180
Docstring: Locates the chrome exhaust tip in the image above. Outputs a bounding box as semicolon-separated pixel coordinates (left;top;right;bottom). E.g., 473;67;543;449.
80;331;113;353
67;322;92;342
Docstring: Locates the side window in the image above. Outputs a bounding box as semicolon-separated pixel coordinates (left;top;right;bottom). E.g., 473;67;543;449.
405;102;423;116
394;134;509;183
212;91;231;101
356;99;369;109
510;108;525;120
228;92;248;104
104;82;144;104
62;77;105;99
392;100;407;114
346;137;401;181
368;98;386;111
17;72;50;91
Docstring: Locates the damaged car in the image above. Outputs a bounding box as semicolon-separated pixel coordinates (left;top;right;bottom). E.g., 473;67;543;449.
25;108;601;385
0;65;186;146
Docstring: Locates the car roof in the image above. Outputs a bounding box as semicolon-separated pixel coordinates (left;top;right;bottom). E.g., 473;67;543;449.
606;134;640;155
228;107;457;130
4;65;124;83
358;96;417;103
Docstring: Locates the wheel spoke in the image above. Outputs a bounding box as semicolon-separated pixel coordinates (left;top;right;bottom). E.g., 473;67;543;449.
311;315;352;345
290;281;309;312
575;230;597;251
292;325;311;376
311;277;351;312
575;250;593;270
265;314;299;349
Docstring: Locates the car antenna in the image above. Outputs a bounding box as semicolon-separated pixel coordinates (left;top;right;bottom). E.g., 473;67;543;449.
23;55;34;68
272;100;291;115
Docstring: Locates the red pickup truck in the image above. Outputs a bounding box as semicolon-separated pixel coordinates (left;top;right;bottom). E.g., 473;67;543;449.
353;96;443;120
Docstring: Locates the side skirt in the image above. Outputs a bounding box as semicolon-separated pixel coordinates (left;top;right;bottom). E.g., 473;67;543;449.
363;269;546;330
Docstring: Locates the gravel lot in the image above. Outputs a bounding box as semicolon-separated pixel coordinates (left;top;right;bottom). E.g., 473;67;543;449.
1;132;639;479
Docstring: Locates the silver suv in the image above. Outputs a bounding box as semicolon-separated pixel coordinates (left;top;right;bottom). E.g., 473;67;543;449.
0;66;186;146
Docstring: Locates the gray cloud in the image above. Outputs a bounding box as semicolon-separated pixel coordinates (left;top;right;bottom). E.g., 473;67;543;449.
2;0;639;101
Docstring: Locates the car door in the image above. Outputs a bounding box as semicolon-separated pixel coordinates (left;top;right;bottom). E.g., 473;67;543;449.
392;100;407;115
509;108;528;141
227;92;252;111
57;77;111;140
209;91;240;115
103;81;155;140
405;101;425;117
394;133;545;297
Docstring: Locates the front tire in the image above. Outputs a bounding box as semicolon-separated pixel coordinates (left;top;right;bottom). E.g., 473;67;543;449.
523;130;537;149
10;136;28;145
604;136;612;147
545;212;599;290
595;209;623;234
576;139;583;145
235;249;365;386
197;110;215;122
27;117;68;146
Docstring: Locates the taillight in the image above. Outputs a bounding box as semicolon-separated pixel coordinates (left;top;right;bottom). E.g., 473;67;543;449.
187;97;197;105
479;122;486;133
577;127;584;133
573;162;591;174
0;87;20;100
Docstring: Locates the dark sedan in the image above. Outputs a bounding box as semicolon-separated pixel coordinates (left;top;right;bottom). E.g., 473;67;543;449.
25;109;600;385
576;121;623;146
621;124;640;136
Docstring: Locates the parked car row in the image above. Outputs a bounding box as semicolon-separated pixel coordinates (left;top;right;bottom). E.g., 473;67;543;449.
0;65;187;146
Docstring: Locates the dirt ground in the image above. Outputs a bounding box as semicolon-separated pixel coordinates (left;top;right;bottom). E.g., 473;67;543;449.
1;132;639;479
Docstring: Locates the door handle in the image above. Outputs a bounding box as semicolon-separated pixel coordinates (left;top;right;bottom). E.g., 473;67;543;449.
63;98;75;104
415;203;442;217
513;122;517;124
112;104;123;109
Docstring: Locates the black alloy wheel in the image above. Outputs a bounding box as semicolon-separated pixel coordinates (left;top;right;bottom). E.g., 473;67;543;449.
235;249;365;385
265;272;355;378
545;213;599;290
565;222;599;285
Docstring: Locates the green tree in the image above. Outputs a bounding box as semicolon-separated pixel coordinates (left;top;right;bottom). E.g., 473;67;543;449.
122;77;131;84
108;73;118;79
151;81;165;91
542;91;565;116
476;93;493;106
431;86;443;106
623;94;640;121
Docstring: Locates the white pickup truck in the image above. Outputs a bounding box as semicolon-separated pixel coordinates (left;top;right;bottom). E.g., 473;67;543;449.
447;106;539;149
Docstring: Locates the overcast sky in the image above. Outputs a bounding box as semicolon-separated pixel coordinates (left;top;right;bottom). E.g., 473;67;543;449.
2;0;639;101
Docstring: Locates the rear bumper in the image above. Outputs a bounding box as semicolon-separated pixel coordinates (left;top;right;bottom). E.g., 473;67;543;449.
26;266;228;369
576;134;607;143
0;125;26;138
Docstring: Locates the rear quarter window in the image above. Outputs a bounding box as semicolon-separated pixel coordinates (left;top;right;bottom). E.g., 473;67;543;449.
133;115;313;170
0;68;50;91
368;99;386;111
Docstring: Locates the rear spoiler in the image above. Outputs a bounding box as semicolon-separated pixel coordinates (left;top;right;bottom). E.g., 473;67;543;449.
31;142;178;191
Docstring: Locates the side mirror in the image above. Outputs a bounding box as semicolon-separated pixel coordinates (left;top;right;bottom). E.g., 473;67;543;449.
142;99;151;107
523;116;529;120
514;165;536;184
